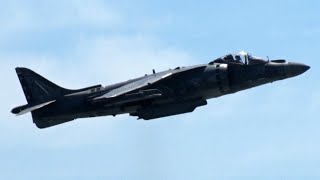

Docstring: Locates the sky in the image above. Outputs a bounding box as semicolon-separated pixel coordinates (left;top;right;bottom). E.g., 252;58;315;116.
0;0;319;179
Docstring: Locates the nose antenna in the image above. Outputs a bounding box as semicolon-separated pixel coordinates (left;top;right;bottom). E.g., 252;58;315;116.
266;56;270;62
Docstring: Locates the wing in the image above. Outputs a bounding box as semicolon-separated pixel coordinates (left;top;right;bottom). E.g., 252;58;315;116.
99;89;163;106
94;71;173;100
92;65;206;105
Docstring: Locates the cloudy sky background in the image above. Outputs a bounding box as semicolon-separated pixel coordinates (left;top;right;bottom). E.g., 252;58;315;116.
0;0;319;179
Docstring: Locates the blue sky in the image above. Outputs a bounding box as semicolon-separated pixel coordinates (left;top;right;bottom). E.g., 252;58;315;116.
0;0;319;179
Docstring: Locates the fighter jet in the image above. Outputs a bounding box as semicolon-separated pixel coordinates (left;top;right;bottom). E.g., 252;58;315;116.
11;51;310;128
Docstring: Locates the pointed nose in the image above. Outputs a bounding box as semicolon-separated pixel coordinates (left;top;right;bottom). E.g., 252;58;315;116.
285;62;310;78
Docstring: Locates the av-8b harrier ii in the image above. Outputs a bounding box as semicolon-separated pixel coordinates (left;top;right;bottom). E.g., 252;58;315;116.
11;51;310;128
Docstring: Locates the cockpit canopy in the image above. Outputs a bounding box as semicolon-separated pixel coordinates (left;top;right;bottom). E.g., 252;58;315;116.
211;51;267;65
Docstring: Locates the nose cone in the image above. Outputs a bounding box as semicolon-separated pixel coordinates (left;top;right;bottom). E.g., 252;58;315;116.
285;62;310;78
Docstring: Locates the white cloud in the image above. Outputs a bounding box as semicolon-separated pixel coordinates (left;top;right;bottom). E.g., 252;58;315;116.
0;0;121;37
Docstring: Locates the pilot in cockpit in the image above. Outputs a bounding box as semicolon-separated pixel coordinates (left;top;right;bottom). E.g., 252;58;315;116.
221;54;244;64
235;55;242;63
211;51;268;65
223;54;234;62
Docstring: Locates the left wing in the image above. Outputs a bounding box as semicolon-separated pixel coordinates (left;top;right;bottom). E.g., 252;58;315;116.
99;89;162;106
94;71;173;100
91;66;207;107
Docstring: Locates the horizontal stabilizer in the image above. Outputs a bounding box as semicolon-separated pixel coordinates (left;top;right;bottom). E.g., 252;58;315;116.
12;100;56;116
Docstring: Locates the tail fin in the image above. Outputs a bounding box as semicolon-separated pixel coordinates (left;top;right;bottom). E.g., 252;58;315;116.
15;67;72;104
15;67;102;104
13;67;102;128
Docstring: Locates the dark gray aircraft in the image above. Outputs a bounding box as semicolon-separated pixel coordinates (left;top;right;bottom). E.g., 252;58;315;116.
11;51;309;128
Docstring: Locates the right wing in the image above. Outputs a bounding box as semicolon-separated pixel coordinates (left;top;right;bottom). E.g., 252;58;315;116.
130;98;207;120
